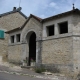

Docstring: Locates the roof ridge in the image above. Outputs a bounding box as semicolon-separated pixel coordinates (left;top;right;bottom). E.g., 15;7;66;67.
30;14;42;21
19;11;27;19
42;8;80;22
0;7;27;18
0;10;17;17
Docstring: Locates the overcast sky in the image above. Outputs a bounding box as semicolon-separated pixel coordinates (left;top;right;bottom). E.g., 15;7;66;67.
0;0;80;18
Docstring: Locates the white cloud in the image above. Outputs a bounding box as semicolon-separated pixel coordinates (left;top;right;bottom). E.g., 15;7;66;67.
48;2;59;9
0;0;80;18
49;2;56;7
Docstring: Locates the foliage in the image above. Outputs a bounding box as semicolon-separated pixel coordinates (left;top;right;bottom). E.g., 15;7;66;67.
35;67;46;73
31;58;35;62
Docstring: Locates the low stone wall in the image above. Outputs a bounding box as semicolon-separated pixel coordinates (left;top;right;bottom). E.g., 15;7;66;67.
8;44;22;64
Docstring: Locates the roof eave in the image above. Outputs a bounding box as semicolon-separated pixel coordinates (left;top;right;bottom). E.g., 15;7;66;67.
42;9;80;22
5;27;21;34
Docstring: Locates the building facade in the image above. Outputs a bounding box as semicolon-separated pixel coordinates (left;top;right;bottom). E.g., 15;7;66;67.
0;7;27;61
1;7;80;75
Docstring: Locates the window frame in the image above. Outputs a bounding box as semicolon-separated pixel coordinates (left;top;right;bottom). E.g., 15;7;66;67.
16;34;21;42
10;35;15;43
46;24;55;36
58;21;68;34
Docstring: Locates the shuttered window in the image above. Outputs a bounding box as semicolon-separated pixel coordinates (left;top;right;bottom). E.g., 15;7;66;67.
0;30;4;39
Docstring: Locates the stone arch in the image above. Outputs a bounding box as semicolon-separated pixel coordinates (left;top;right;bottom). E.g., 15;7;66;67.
20;17;42;65
21;29;41;43
26;31;36;66
21;28;42;66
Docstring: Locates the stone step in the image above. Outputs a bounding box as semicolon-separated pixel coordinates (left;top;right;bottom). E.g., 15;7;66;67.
21;66;35;69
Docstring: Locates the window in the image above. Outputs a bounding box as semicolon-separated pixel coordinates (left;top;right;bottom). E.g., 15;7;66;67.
46;25;54;36
58;21;68;34
0;30;4;39
11;36;14;43
16;34;20;42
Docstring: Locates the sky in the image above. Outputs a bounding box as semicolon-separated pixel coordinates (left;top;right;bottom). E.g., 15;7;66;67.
0;0;80;18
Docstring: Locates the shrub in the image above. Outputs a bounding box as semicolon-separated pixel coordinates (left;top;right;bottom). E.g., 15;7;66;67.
35;67;46;73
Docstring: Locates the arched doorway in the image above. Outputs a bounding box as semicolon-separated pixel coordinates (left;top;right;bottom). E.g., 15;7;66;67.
28;32;36;66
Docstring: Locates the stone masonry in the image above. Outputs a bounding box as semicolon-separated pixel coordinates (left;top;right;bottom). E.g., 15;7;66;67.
0;8;27;62
4;8;80;76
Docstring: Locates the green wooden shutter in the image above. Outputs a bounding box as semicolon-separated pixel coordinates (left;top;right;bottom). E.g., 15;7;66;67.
0;30;4;38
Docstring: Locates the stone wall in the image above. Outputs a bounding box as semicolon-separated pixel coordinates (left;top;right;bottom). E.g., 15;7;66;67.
0;12;26;31
8;17;42;64
21;17;42;41
41;37;73;73
0;12;26;61
8;30;22;63
72;14;80;74
42;15;73;38
72;14;80;35
73;38;80;74
21;17;42;63
8;44;22;64
40;15;75;73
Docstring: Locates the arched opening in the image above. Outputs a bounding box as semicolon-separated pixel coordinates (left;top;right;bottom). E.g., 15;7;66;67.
28;32;36;66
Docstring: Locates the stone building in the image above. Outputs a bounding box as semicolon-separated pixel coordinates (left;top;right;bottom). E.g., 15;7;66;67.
1;7;80;75
0;7;27;61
